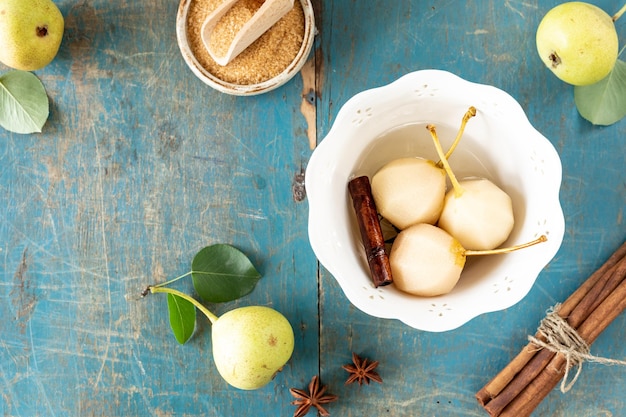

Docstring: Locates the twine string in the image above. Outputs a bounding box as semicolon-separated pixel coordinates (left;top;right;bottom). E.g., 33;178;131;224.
527;303;626;393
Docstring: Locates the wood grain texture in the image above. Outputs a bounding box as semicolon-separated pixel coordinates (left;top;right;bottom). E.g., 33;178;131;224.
1;0;317;415
315;1;625;417
0;0;625;416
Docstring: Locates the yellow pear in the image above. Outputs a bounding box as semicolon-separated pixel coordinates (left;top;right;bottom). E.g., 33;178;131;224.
536;2;618;86
0;0;64;70
212;306;295;390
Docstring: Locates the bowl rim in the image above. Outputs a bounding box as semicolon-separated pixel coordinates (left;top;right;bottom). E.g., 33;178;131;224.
305;69;566;331
176;0;316;96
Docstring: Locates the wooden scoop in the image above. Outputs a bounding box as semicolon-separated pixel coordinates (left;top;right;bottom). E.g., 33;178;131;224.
201;0;295;66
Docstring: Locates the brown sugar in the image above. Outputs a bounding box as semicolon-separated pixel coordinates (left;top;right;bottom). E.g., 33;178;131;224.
207;0;264;58
186;0;305;85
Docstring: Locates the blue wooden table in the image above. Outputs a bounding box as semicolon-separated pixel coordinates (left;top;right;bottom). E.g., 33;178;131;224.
1;0;625;416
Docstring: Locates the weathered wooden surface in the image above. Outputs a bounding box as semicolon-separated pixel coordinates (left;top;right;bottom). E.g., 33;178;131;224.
1;0;625;416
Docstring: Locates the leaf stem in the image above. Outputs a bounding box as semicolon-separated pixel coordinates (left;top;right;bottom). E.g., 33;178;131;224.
149;286;219;324
150;271;193;289
613;3;626;21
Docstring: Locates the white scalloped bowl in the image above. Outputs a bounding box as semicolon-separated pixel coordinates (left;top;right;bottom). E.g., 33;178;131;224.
306;70;565;332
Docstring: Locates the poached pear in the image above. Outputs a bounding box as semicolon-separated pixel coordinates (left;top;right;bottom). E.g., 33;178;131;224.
389;223;547;297
212;306;295;390
426;124;514;251
370;157;446;230
0;0;64;70
369;107;477;231
438;178;514;251
390;223;465;296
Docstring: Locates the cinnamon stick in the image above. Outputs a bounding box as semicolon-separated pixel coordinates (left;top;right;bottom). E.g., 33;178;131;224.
476;240;626;415
477;240;626;405
482;347;555;416
500;258;626;417
348;176;393;287
566;258;626;326
483;256;626;416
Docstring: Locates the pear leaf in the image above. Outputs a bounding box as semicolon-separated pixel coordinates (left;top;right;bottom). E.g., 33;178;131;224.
167;293;196;344
191;244;262;303
574;60;626;126
0;70;49;134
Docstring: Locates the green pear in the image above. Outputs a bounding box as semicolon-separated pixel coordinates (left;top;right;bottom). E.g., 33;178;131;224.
536;2;618;86
212;306;295;390
0;0;64;70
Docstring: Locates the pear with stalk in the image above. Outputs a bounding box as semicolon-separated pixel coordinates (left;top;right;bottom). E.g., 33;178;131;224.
147;286;294;390
389;223;547;297
427;124;514;251
370;107;476;230
536;2;621;86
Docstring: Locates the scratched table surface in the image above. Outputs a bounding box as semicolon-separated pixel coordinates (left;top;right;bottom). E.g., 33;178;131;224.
1;0;625;416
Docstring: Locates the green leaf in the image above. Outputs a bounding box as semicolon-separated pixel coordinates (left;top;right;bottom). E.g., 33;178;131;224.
0;70;49;134
574;60;626;126
191;244;262;303
167;293;196;344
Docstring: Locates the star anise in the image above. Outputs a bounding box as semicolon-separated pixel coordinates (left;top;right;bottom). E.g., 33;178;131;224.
342;352;382;386
289;375;338;417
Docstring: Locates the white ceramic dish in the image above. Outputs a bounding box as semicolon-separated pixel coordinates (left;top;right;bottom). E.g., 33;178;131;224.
306;70;565;332
176;0;315;96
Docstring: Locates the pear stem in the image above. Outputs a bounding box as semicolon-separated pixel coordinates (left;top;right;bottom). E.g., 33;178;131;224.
437;106;477;166
465;235;548;257
613;3;626;21
149;286;219;324
427;124;464;198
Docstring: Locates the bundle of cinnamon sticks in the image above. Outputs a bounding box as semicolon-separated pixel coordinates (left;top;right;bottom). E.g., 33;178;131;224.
476;240;626;416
